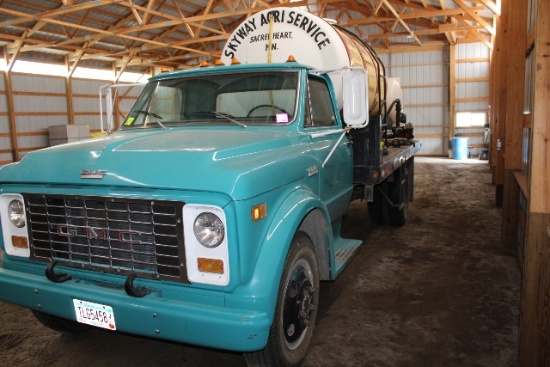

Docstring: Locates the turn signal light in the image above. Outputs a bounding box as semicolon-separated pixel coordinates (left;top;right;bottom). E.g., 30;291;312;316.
251;203;267;222
214;59;225;66
198;258;224;274
199;61;209;67
231;58;241;65
11;236;28;249
287;55;297;62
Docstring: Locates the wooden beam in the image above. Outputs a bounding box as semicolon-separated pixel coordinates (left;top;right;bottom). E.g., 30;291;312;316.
454;15;493;49
64;55;75;126
366;24;483;41
478;0;500;15
503;0;527;170
374;43;446;54
397;6;486;20
501;0;526;255
2;47;19;162
449;44;456;138
525;7;550;214
453;0;496;35
456;77;490;82
519;0;550;360
381;0;422;45
492;0;509;201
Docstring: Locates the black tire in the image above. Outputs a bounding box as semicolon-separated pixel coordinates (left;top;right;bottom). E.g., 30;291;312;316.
32;310;90;333
389;200;408;227
388;166;409;227
368;182;389;225
244;232;319;367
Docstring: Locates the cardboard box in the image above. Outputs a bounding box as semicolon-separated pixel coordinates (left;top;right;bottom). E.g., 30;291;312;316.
48;125;90;146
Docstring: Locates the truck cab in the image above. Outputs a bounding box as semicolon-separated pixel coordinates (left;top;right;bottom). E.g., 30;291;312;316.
0;61;362;367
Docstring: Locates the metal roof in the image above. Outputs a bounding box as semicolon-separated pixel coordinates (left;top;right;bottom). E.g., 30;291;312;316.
0;0;498;74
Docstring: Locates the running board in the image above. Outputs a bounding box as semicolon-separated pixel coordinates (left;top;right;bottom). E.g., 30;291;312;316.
332;237;362;279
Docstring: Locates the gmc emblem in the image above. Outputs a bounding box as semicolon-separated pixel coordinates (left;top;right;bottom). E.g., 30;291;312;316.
56;225;142;244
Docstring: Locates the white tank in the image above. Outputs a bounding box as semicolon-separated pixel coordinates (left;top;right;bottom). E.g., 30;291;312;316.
386;77;403;126
221;7;402;122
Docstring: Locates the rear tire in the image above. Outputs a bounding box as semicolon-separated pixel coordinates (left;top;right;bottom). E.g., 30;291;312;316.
244;231;319;367
368;182;389;225
388;165;409;227
32;310;90;333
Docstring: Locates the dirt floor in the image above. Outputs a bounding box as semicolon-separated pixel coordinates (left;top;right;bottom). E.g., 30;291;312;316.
0;157;520;367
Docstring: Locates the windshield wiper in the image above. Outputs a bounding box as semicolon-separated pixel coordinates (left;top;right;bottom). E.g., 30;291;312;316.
210;111;248;129
136;110;163;120
187;111;247;128
134;110;166;129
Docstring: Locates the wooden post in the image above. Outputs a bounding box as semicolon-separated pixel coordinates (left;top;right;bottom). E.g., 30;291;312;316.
2;47;18;162
64;55;75;125
493;0;509;207
448;44;456;141
519;0;550;364
501;0;528;253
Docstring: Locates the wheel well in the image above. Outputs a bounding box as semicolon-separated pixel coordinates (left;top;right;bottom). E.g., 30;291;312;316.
298;209;330;280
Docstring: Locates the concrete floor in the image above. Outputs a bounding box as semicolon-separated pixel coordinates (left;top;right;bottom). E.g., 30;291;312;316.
0;157;520;366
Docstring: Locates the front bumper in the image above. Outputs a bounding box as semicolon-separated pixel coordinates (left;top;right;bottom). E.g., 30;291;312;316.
0;264;270;352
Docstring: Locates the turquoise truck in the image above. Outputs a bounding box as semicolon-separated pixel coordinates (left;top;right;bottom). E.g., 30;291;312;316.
0;8;420;367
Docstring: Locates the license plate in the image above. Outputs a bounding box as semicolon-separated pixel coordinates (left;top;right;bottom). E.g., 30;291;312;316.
73;299;116;330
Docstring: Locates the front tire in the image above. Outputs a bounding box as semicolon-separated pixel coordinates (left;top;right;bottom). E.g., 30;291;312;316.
244;231;320;367
32;310;90;333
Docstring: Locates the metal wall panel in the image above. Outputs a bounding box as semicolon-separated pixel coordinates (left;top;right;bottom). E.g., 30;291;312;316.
385;49;449;156
0;116;8;134
71;78;110;95
16;115;69;133
11;73;65;93
454;44;490;158
18;135;48;150
457;42;490;59
0;72;10;161
457;81;489;99
13;95;67;114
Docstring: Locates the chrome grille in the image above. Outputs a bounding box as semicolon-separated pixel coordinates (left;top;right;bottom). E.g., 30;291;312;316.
25;194;187;282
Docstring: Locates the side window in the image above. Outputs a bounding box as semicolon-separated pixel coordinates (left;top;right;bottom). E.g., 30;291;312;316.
304;76;337;128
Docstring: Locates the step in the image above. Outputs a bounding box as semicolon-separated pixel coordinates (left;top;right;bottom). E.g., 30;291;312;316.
333;237;362;279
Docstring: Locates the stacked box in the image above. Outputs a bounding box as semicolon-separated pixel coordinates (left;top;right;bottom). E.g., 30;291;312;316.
48;125;90;146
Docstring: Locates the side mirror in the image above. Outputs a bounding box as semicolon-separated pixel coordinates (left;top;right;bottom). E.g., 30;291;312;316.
343;68;369;128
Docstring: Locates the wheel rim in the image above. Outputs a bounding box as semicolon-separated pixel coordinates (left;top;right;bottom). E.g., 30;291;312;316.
282;258;315;350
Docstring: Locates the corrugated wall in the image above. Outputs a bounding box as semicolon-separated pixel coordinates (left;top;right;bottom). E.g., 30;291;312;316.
378;43;489;157
0;72;143;163
455;43;490;158
380;50;450;156
12;74;69;155
0;73;11;164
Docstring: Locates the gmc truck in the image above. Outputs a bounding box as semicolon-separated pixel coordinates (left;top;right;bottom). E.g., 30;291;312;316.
0;8;420;367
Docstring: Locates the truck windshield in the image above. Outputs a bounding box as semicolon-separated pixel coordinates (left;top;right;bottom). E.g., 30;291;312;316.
122;71;299;129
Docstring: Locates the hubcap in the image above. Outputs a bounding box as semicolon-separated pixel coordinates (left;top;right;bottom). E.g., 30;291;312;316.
282;259;315;350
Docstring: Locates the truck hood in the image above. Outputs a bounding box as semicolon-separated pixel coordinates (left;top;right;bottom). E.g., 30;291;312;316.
0;128;312;201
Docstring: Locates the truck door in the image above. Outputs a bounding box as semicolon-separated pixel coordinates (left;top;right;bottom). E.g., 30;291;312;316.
305;75;353;222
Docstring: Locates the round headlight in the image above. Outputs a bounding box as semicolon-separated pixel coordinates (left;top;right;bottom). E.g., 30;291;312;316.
193;212;225;248
8;199;25;228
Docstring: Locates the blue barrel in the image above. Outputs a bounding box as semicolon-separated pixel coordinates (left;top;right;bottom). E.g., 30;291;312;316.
451;137;469;160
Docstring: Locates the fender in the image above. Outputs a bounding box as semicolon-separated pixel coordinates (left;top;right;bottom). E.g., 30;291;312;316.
225;185;330;321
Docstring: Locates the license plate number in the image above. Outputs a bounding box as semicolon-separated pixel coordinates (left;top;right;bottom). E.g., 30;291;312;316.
73;299;116;330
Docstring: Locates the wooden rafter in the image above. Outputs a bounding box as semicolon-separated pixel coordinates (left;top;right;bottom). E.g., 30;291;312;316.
382;0;422;45
0;0;497;72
